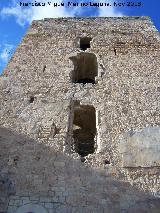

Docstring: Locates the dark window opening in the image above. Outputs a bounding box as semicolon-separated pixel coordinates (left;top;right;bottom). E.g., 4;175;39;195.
29;96;34;103
73;103;96;157
70;52;98;84
114;48;117;55
76;78;95;84
43;65;46;72
80;37;92;51
104;159;110;165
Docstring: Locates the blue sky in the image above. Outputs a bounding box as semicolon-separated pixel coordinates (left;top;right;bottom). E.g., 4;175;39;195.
0;0;160;74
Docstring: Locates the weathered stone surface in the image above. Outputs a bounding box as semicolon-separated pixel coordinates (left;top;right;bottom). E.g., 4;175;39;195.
15;204;48;213
118;126;160;167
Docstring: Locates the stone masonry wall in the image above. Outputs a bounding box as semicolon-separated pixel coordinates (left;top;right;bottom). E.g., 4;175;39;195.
0;127;160;213
0;17;160;212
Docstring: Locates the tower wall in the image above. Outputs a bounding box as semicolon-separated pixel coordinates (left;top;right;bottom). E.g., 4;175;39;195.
0;17;160;212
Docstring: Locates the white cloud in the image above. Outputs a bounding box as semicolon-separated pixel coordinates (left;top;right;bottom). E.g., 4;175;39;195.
1;0;73;26
98;1;123;17
1;4;32;26
0;44;14;63
32;1;72;20
1;0;123;26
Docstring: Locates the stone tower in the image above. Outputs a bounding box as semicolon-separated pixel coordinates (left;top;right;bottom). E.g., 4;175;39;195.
0;17;160;212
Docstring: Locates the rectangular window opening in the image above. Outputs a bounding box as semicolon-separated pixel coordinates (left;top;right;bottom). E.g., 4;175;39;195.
70;52;98;84
72;102;96;157
80;37;92;51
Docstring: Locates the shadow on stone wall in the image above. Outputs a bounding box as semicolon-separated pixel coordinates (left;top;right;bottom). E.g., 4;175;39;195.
0;127;160;213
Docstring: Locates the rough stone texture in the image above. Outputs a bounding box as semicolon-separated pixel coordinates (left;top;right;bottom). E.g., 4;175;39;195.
0;17;160;212
118;126;160;167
